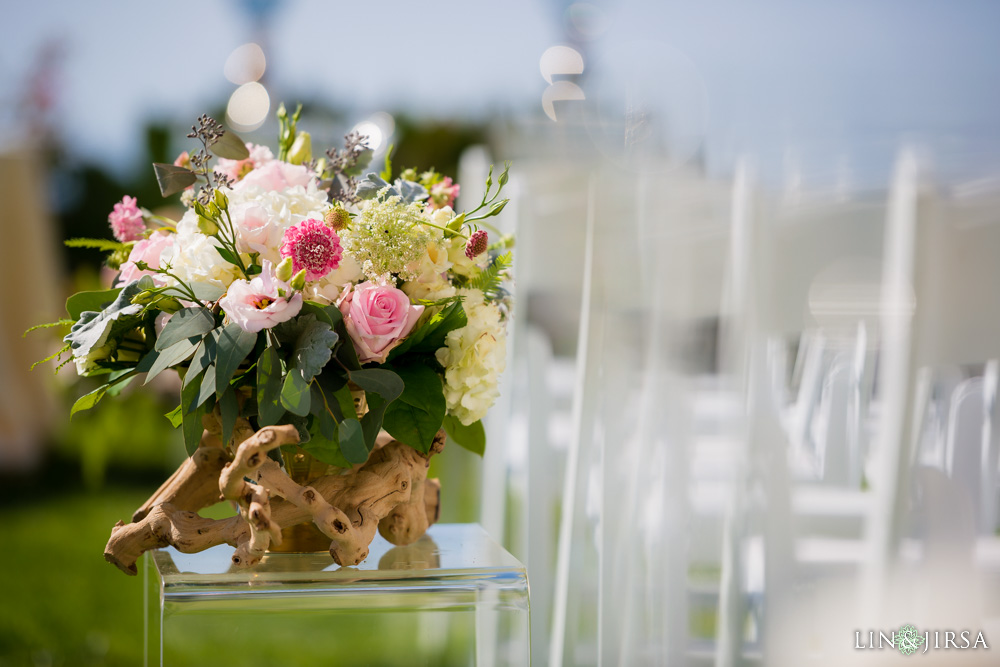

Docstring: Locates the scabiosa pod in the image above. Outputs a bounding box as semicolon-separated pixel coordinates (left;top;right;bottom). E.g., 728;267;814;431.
279;218;343;282
465;229;489;259
108;195;146;243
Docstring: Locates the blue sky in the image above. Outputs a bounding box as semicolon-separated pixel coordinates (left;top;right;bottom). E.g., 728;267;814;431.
3;0;999;183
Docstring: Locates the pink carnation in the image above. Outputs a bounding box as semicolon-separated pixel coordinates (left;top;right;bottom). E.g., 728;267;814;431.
279;218;343;282
428;177;460;209
338;282;424;363
117;231;175;286
108;195;146;242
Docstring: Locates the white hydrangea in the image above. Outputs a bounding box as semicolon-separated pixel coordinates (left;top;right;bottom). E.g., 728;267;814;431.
166;209;241;292
434;288;507;425
226;183;330;266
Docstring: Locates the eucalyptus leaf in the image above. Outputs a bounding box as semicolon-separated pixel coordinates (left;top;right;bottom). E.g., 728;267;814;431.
348;368;403;402
443;415;486;456
215;245;242;268
183;333;218;389
212;129;250;160
257;346;285;426
153;163;198;197
220;386;238;447
155;308;215;351
143;336;200;385
309;383;337;441
301;423;351;469
188;282;226;302
180;369;211;454
281;371;311;417
338;419;368;463
215;324;257;398
196;364;218;408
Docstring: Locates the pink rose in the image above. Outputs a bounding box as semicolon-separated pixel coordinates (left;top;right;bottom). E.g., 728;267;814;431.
219;261;303;333
338;282;424;363
117;231;175;286
235;160;313;193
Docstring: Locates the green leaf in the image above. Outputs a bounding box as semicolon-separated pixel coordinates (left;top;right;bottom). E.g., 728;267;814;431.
180;369;211;455
165;405;183;428
70;384;108;418
66;288;123;320
443;415;486;456
153;163;198;197
381;362;446;453
212;129;250;160
64;238;128;252
359;393;388;451
256;346;285;426
343;148;374;177
196;364;218;408
155;308;216;350
183;333;217;389
275;314;339;383
348;368;404;402
338;419;368;464
215;323;257;399
281;371;311;417
309;382;337;441
220;386;238;447
386;301;467;362
299;301;336;327
215;245;242;268
302;420;351;469
380;143;394;181
143;336;200;385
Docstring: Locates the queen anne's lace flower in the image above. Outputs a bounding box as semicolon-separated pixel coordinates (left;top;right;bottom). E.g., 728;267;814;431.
342;196;429;280
280;218;343;282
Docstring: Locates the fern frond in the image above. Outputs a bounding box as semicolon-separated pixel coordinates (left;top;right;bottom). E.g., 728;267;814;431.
31;344;72;371
65;238;128;252
467;251;512;298
24;320;74;337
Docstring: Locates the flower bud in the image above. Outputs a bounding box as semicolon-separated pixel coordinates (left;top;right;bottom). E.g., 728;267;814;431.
324;205;350;231
288;131;312;165
157;297;183;313
107;247;131;270
400;168;418;182
213;188;229;210
197;216;219;236
488;199;508;216
132;290;157;305
289;269;307;291
275;257;294;283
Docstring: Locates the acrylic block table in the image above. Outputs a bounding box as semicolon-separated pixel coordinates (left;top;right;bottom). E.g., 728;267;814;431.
144;523;530;667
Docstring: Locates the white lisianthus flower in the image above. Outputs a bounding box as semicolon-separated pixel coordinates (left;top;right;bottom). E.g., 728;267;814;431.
434;288;507;425
73;343;116;376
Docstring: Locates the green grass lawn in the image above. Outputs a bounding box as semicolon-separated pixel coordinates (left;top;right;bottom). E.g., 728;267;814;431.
0;487;152;666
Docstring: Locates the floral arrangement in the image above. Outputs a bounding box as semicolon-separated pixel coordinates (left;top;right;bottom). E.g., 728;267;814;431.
38;106;513;468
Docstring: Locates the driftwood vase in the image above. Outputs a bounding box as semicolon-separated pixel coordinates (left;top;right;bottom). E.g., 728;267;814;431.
270;385;368;552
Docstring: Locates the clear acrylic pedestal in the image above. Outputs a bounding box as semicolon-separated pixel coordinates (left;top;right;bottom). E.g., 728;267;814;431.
144;523;529;666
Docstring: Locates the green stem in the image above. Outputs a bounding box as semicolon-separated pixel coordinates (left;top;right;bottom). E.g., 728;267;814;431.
418;220;469;240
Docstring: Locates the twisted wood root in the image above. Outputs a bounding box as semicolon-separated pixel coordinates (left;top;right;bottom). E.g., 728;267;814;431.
104;425;446;575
